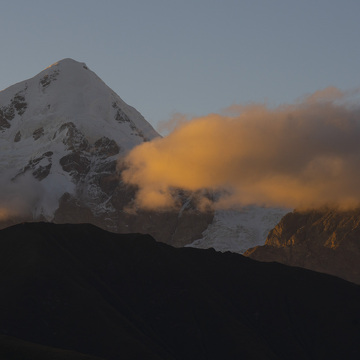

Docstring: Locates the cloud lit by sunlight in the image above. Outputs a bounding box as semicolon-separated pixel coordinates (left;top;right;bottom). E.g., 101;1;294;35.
121;87;360;211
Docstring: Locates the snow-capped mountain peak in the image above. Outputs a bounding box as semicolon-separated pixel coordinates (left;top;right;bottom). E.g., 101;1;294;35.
1;58;158;149
0;58;159;220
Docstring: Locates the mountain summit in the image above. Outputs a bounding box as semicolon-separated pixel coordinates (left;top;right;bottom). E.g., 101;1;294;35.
0;58;158;219
0;58;158;145
0;59;211;244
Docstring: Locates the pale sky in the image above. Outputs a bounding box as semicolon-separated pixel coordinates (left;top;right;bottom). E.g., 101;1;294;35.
1;0;360;133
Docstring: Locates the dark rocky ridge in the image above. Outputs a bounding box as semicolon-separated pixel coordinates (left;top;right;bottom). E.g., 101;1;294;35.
1;222;360;359
245;208;360;284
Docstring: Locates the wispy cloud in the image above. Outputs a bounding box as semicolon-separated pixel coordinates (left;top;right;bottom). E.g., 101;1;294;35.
0;172;43;220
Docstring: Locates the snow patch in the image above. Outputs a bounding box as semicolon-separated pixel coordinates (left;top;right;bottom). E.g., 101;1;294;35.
187;206;290;253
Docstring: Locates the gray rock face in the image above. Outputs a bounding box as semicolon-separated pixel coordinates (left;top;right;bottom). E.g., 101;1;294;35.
245;208;360;284
0;91;27;130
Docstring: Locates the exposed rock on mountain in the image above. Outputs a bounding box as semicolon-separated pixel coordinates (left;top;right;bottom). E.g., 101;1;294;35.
245;208;360;284
1;222;360;359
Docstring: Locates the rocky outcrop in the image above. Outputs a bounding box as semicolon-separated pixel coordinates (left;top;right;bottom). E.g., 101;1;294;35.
14;131;21;142
32;127;44;140
17;151;53;181
57;122;90;151
112;101;148;141
40;68;59;88
0;91;27;130
244;208;360;284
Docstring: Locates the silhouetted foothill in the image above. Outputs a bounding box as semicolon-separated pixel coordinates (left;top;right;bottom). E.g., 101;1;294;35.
1;222;360;359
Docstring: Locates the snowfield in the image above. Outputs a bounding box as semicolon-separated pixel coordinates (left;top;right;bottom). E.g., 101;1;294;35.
188;206;289;253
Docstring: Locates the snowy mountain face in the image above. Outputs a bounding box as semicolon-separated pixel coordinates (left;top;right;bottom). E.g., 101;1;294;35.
0;59;212;246
188;206;289;253
0;59;158;219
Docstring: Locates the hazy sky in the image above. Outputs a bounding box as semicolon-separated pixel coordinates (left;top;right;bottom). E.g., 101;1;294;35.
1;0;360;133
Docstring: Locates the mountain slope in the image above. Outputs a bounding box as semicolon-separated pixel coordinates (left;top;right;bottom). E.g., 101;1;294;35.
188;206;289;253
0;59;211;245
245;208;360;284
0;334;105;360
0;58;158;219
1;222;360;359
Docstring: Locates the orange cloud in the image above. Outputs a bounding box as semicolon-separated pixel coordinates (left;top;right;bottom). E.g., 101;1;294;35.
122;87;360;211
